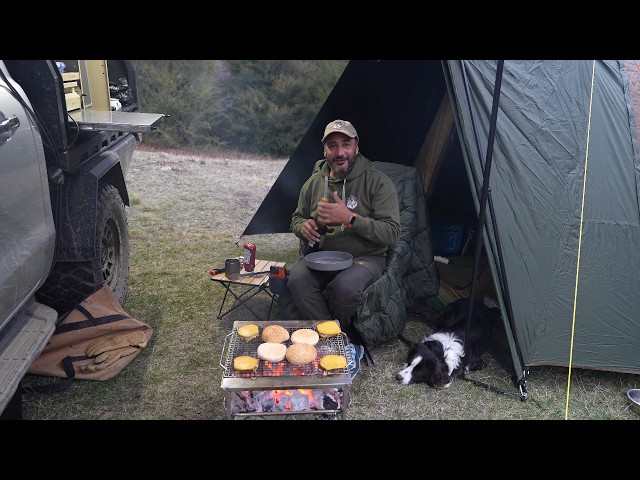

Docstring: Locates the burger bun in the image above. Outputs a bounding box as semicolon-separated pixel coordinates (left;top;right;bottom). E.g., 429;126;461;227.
285;343;317;365
290;328;320;346
262;324;290;343
257;342;287;363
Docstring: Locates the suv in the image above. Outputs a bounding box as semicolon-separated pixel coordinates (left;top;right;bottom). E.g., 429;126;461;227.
0;60;164;418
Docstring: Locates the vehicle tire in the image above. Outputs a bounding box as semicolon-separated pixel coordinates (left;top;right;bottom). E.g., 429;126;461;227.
36;183;130;316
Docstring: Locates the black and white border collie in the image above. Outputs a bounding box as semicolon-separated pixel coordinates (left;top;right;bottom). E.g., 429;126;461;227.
396;298;499;388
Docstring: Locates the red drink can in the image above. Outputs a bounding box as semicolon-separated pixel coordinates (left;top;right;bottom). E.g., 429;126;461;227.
243;242;256;272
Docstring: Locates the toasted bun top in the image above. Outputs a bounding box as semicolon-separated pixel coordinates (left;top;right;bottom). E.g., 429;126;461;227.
237;324;259;340
290;328;320;346
285;344;317;365
257;342;287;363
262;324;290;343
316;320;341;337
233;356;259;372
320;354;347;371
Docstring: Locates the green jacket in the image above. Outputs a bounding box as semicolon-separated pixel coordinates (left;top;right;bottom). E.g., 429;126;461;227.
290;154;401;257
280;161;440;349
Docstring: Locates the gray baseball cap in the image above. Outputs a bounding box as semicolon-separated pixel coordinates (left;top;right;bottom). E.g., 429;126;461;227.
321;119;359;142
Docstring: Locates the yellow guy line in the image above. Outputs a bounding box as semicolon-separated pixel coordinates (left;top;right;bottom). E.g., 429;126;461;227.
565;60;596;420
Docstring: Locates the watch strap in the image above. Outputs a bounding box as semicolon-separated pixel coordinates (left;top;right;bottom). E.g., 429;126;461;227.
347;212;357;228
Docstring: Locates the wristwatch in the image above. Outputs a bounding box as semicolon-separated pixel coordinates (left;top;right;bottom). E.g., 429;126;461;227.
347;212;357;229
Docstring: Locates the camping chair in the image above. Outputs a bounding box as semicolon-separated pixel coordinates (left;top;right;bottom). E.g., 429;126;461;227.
279;161;440;364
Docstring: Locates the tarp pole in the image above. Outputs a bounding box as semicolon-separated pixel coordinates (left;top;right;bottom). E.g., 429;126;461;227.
465;60;504;340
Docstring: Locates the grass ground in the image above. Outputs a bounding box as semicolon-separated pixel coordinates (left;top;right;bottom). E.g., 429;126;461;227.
19;146;640;422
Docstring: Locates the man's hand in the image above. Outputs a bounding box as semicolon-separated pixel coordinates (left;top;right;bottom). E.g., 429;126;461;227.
85;330;148;357
301;218;322;244
317;191;350;226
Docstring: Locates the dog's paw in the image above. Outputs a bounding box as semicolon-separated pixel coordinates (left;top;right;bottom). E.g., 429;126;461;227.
465;359;485;372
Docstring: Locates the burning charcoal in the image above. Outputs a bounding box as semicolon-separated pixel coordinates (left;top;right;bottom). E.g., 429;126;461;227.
327;389;342;406
322;389;341;410
269;390;290;412
248;390;261;402
273;397;287;412
290;391;311;411
262;397;276;412
251;391;271;412
241;391;257;412
322;395;339;411
312;390;325;408
232;392;249;413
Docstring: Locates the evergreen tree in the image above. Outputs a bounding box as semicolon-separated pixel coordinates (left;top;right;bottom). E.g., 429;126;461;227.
218;60;347;156
131;60;347;156
132;60;226;149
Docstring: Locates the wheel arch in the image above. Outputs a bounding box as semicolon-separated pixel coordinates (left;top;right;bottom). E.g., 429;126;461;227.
55;151;129;263
37;176;131;314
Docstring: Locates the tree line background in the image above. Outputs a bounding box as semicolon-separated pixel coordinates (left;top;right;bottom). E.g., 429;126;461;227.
131;60;348;158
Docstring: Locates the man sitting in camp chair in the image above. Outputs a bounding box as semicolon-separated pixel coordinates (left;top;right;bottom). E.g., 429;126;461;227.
284;119;399;363
280;119;439;368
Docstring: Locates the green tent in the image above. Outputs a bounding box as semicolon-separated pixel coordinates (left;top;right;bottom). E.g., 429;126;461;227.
244;60;640;393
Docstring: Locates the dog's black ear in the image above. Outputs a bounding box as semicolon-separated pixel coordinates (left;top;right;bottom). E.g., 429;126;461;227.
429;359;453;388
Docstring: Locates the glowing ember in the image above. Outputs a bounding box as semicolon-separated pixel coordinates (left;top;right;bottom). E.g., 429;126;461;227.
264;361;285;376
231;389;341;414
241;359;321;377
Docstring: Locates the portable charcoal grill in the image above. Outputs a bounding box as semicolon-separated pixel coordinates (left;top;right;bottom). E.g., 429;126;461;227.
220;320;353;419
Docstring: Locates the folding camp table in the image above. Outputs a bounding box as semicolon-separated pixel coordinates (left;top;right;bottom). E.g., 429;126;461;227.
210;259;286;321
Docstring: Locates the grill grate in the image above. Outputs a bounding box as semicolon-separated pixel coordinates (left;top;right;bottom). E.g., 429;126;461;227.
221;321;349;378
220;321;353;419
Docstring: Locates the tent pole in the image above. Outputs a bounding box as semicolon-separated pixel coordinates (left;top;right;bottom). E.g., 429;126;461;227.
465;60;504;342
459;61;527;388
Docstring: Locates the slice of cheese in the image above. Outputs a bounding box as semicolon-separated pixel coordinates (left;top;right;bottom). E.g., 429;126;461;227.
233;356;259;372
316;320;341;337
237;324;259;341
320;354;347;371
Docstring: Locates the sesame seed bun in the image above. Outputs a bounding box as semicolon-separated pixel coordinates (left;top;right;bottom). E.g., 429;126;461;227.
285;343;317;365
261;324;290;343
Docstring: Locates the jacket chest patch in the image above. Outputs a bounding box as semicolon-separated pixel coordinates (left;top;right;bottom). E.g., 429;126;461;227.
346;195;358;209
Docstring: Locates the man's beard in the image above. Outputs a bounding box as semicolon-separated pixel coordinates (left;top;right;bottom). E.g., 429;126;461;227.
328;156;355;175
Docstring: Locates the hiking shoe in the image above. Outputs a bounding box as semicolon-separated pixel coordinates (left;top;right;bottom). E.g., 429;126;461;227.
345;343;364;379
